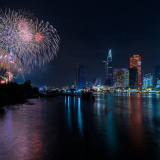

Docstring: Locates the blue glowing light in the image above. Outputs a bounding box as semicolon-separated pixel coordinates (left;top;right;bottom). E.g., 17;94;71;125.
78;98;83;136
68;96;71;129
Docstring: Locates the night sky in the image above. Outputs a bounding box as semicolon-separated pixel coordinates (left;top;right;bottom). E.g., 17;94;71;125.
2;0;160;87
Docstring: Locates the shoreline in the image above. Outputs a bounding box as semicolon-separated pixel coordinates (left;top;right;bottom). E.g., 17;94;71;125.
0;81;39;111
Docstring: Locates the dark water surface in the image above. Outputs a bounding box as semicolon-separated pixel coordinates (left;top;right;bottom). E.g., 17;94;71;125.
1;93;160;160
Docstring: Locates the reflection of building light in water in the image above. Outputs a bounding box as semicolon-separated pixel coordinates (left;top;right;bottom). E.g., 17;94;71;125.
101;93;103;114
97;93;101;115
137;93;141;97
68;96;71;129
106;112;118;154
147;94;154;128
74;97;75;108
78;98;83;136
128;94;145;150
103;92;106;115
64;96;71;130
65;96;66;106
128;93;130;97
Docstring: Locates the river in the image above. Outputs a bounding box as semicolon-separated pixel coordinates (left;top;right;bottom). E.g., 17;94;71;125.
0;92;160;160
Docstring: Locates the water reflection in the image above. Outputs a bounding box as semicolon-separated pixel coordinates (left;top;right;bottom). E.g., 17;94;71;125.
128;93;145;150
93;92;160;156
64;96;83;136
94;93;101;115
0;100;44;160
78;98;83;136
74;97;75;108
103;92;106;115
1;93;160;159
67;96;71;129
106;111;118;154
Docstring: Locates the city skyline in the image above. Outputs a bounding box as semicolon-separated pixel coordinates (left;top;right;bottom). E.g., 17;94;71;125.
24;49;160;88
1;0;160;87
33;51;159;88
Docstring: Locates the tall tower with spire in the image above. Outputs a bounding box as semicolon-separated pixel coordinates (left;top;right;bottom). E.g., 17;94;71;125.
103;49;113;86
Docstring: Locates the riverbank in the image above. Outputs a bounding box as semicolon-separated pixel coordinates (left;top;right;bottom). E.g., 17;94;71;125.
0;81;39;110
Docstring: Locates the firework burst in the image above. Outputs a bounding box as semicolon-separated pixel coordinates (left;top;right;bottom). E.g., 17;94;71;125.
0;9;60;74
0;49;30;74
31;19;60;66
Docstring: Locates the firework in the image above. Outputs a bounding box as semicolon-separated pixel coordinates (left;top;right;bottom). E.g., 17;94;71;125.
0;49;30;74
0;9;60;72
0;9;34;62
31;19;60;66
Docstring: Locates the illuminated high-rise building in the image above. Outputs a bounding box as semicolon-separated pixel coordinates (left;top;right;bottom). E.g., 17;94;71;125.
93;77;101;86
155;65;160;88
129;67;138;89
95;77;101;86
103;49;113;85
143;73;153;89
113;68;129;87
130;55;141;87
76;63;86;89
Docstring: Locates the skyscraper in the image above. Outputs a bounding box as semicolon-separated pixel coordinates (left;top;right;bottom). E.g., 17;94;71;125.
103;49;113;86
76;63;86;89
113;68;129;87
95;77;101;86
129;67;138;89
155;65;160;88
130;55;141;87
143;73;153;89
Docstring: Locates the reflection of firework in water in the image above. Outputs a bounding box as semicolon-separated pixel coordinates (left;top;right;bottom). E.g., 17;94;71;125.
0;9;60;74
